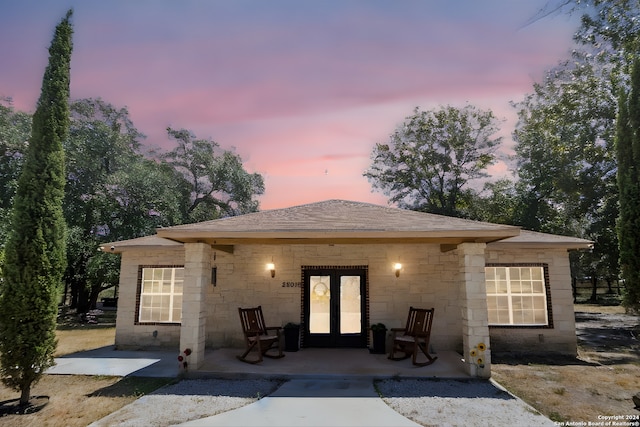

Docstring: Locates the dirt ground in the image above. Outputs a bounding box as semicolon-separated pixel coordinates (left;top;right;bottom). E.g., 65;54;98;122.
492;304;640;425
0;375;174;427
0;305;638;426
0;327;177;427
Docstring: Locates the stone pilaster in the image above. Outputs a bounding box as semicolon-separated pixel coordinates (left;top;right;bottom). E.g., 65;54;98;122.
457;242;491;378
180;242;211;369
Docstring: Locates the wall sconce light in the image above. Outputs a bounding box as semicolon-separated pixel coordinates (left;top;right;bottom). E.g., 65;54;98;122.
394;263;402;278
266;262;276;278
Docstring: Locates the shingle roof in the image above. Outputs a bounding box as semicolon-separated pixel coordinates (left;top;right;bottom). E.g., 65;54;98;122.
101;200;592;252
165;200;516;232
155;199;520;244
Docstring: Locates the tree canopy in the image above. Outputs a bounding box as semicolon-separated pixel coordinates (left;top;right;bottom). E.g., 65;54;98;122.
0;98;31;243
616;57;640;311
364;105;501;217
162;127;265;222
1;98;266;312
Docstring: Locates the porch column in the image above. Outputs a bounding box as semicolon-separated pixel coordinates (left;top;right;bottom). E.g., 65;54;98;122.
180;242;211;369
457;242;491;378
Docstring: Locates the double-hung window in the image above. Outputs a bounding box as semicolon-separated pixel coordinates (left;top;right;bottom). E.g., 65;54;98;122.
138;267;184;323
485;265;549;326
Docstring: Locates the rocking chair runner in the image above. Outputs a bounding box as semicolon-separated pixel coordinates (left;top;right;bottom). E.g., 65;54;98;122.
388;307;438;366
237;306;285;364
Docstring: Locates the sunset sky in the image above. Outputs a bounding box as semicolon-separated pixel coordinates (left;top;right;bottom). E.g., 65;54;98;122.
0;1;579;210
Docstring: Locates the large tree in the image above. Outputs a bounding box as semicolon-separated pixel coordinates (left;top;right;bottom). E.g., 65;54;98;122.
511;55;619;295
465;179;519;225
64;98;145;233
1;98;267;313
616;56;640;311
63;98;182;311
514;0;640;294
62;98;143;311
364;105;501;216
0;10;73;406
512;57;617;235
162;127;265;222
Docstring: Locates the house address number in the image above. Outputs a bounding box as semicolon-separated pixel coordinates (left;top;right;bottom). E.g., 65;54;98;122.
282;281;302;288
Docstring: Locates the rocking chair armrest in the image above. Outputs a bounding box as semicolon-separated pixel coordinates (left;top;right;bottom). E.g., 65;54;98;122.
244;328;263;336
389;327;405;337
264;326;282;332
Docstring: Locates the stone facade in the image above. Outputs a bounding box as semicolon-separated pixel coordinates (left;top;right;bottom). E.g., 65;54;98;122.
114;247;184;349
485;246;578;355
113;240;578;377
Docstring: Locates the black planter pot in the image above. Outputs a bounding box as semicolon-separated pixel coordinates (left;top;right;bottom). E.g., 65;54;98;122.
370;328;387;354
284;326;300;352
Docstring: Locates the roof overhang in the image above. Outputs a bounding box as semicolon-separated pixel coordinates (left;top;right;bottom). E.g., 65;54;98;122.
488;241;594;251
155;228;521;247
487;230;594;251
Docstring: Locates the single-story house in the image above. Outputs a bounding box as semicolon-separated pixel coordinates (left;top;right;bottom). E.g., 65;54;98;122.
100;199;592;378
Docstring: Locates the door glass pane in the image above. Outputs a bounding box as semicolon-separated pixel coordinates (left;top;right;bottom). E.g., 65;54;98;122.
340;276;361;334
309;275;330;333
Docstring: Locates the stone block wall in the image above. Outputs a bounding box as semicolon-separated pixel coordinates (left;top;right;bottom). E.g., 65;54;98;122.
485;246;578;355
114;248;184;350
206;243;464;352
113;241;577;357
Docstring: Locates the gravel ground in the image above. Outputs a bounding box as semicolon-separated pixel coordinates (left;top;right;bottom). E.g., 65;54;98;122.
89;378;555;427
88;379;281;427
377;379;555;427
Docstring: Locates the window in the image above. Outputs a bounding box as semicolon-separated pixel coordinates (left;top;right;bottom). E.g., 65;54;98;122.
485;265;549;326
138;267;183;323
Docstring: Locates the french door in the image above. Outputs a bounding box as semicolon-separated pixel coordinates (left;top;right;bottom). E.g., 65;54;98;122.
303;267;367;348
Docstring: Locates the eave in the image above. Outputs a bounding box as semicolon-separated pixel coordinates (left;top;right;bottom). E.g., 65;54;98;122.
156;228;521;248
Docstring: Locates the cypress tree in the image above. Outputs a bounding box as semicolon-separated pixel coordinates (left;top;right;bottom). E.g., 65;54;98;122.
616;55;640;312
0;10;73;406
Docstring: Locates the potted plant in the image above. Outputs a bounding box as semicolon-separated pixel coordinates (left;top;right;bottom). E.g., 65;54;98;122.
370;322;387;354
283;322;300;352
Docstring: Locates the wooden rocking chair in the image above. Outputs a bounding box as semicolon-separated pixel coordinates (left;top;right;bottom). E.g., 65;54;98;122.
237;306;284;364
388;307;438;366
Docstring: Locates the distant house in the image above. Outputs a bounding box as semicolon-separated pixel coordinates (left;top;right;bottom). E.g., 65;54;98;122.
101;200;592;378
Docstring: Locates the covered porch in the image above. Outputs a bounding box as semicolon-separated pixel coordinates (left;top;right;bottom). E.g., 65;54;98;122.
49;345;468;379
159;202;519;379
191;347;469;379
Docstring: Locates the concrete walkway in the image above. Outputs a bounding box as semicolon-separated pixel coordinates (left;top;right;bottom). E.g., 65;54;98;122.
48;346;178;377
176;379;421;427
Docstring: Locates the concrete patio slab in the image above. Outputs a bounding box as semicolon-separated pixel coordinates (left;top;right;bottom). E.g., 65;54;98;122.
193;347;468;380
48;346;179;377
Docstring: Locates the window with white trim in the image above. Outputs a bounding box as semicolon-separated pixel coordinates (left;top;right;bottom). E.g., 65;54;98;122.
485;266;549;326
139;267;183;323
